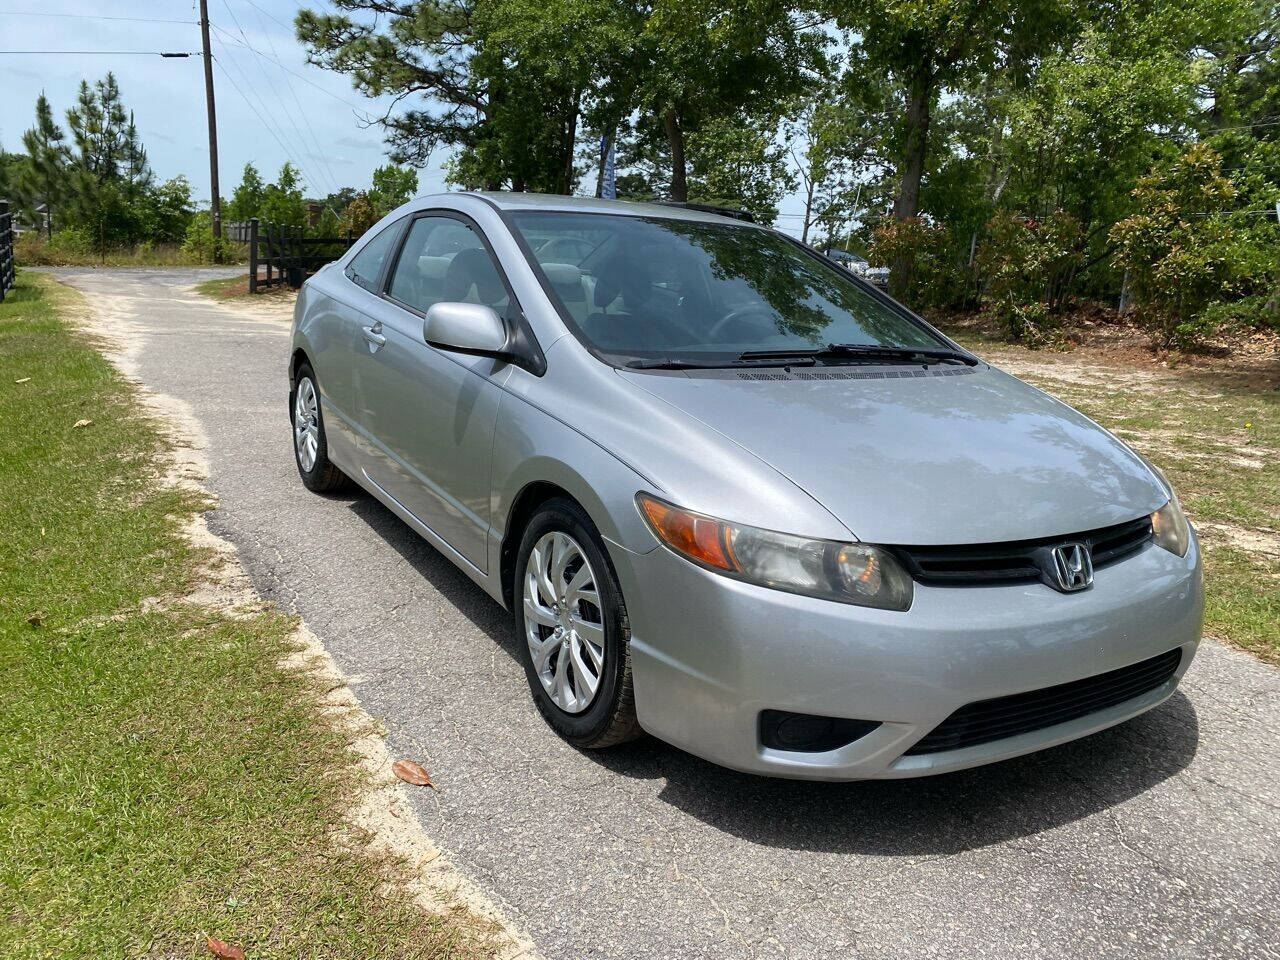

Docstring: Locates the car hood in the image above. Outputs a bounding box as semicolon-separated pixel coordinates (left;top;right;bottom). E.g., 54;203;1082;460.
617;364;1167;545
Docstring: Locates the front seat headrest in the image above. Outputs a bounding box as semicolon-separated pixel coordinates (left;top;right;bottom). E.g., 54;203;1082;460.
593;257;651;309
443;247;506;305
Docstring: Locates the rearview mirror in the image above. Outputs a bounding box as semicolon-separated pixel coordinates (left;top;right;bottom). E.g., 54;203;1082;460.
423;301;508;355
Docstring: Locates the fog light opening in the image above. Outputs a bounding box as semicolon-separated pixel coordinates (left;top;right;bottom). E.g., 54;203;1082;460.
759;710;881;753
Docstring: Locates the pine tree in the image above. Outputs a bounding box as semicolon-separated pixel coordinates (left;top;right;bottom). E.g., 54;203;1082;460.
63;73;153;252
18;93;67;238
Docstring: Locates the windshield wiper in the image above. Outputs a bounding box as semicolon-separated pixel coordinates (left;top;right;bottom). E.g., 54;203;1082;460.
625;355;817;370
737;343;977;366
624;358;718;369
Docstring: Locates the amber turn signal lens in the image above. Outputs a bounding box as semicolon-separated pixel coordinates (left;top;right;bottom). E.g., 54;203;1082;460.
637;494;737;571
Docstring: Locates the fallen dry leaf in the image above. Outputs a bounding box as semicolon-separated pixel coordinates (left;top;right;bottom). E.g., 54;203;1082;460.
392;759;436;789
14;377;30;384
206;936;246;960
72;419;93;429
26;613;43;628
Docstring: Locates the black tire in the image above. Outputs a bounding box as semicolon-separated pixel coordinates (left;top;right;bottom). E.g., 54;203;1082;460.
292;364;352;493
514;498;641;748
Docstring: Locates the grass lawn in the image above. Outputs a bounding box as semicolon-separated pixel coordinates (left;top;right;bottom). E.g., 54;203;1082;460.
0;273;498;958
954;335;1280;665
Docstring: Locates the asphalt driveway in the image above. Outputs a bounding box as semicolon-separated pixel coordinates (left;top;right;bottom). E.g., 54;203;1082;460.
50;267;1280;959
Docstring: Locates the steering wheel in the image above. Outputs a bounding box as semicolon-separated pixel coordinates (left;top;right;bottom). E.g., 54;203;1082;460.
706;305;779;343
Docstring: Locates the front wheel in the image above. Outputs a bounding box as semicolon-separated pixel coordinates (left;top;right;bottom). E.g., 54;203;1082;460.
515;499;641;748
292;364;351;493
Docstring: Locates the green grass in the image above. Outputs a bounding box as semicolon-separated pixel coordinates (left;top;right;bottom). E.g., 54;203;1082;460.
957;336;1280;665
193;273;296;303
193;274;248;299
0;273;497;959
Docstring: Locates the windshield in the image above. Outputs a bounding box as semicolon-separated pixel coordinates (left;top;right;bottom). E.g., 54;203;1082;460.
508;211;945;363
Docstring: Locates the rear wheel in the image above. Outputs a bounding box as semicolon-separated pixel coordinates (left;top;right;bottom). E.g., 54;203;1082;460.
292;364;351;493
515;499;640;748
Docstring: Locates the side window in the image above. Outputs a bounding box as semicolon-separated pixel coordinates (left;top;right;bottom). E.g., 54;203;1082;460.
344;220;403;292
387;216;510;316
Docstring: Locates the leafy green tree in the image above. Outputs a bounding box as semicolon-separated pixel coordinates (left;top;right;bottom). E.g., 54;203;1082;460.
141;176;195;245
340;192;375;237
318;186;360;220
785;66;890;243
368;163;418;216
226;163;267;222
686;115;796;223
261;163;307;227
17;94;67;238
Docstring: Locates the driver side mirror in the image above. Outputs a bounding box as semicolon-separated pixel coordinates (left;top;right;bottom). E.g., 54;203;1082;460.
423;301;507;355
422;301;547;376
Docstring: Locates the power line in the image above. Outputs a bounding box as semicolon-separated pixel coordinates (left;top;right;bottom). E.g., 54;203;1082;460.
0;50;198;55
211;54;319;199
216;2;323;190
0;11;198;23
212;5;336;194
209;39;318;196
235;0;344;195
237;0;293;33
208;26;373;116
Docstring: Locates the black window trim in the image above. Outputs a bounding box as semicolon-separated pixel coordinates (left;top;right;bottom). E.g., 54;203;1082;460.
343;214;410;295
478;201;976;370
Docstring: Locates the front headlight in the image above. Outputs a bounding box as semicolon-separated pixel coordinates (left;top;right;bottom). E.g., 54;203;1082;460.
1151;496;1191;557
636;493;913;611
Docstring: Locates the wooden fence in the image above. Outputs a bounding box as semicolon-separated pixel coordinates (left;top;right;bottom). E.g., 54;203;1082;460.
0;201;15;303
227;218;355;293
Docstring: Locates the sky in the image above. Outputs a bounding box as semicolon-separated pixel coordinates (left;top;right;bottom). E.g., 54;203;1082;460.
0;1;810;237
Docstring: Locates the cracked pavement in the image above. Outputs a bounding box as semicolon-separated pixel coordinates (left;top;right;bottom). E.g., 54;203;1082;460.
48;267;1280;959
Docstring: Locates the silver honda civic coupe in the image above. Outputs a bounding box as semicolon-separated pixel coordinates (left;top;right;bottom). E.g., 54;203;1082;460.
288;192;1203;780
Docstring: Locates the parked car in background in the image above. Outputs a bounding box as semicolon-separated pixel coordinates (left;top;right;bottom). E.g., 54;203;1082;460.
825;247;890;288
289;192;1202;780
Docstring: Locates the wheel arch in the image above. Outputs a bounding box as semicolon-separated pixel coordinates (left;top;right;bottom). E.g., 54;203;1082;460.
288;347;312;420
500;480;580;610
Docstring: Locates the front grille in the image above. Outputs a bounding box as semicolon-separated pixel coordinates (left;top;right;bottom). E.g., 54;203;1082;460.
905;648;1182;755
894;515;1153;587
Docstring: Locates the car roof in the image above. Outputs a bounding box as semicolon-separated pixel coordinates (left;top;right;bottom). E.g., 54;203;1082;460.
415;190;766;228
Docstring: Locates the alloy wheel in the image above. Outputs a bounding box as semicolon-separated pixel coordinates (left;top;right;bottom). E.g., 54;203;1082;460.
294;377;319;472
522;531;606;714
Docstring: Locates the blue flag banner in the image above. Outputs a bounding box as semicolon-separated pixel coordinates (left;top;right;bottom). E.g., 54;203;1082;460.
601;136;617;200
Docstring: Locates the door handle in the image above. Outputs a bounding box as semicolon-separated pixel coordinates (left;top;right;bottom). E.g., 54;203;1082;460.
362;324;386;350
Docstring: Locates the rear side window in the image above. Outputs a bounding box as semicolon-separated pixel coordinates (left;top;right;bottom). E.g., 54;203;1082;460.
345;220;403;292
386;216;510;316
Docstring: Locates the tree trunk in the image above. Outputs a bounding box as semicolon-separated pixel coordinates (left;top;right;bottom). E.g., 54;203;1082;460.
892;69;933;222
595;125;615;198
890;66;934;301
664;107;688;202
559;89;581;195
801;178;815;244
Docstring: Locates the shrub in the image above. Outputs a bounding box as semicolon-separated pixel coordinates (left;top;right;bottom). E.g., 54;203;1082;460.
977;210;1083;344
1111;144;1277;349
180;211;242;264
867;217;965;310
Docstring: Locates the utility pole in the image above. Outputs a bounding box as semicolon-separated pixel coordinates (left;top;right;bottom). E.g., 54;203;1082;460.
198;0;221;239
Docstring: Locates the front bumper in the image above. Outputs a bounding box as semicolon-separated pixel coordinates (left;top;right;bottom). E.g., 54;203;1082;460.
610;530;1204;780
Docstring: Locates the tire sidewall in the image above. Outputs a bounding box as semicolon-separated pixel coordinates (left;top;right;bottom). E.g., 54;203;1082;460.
515;499;629;745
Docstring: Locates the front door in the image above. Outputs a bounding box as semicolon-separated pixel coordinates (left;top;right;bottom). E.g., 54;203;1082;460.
355;213;513;572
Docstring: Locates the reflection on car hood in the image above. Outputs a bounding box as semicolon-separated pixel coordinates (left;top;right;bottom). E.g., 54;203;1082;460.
617;365;1167;545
